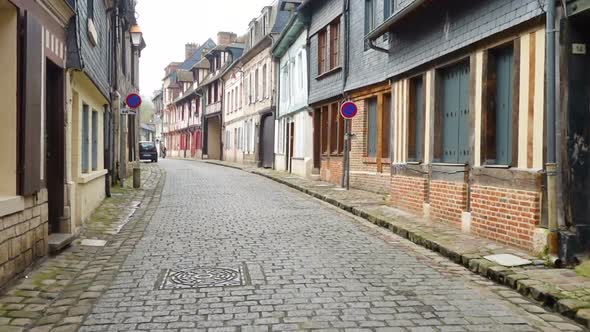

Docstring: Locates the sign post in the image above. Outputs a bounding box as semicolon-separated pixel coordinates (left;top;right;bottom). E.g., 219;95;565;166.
340;101;358;190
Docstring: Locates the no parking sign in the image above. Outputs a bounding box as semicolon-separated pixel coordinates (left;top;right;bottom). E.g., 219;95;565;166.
340;101;358;119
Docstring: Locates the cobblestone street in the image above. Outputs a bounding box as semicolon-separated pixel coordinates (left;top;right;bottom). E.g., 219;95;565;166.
1;160;586;331
77;160;584;331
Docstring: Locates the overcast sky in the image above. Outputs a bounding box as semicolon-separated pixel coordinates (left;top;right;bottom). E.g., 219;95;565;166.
136;0;273;98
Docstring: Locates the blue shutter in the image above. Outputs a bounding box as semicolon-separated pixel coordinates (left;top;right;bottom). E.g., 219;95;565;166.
92;111;98;170
457;63;471;164
495;47;514;165
82;106;89;173
414;78;424;161
368;98;378;157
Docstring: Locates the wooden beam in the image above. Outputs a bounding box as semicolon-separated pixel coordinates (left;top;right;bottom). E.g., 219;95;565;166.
377;93;384;172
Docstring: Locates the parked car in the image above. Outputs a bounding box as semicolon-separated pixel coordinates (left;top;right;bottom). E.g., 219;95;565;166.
139;141;158;162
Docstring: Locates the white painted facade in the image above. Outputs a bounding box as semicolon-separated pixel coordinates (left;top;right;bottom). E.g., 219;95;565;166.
274;30;312;178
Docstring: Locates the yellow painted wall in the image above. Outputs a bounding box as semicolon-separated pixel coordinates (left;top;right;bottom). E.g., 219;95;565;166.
69;72;108;232
0;4;18;196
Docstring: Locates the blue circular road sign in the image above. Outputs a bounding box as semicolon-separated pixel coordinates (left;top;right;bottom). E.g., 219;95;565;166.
340;101;358;119
126;93;142;109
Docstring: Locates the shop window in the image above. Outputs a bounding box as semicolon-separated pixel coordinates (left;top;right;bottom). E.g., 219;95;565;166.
408;77;425;161
484;45;516;166
320;106;329;155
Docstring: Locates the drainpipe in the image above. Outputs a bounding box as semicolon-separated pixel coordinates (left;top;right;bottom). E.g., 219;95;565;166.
546;0;558;254
341;0;351;189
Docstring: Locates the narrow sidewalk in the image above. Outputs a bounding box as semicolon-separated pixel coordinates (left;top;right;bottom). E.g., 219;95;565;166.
204;159;590;328
0;163;164;332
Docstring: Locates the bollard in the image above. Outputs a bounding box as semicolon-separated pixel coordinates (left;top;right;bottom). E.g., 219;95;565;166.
133;166;141;189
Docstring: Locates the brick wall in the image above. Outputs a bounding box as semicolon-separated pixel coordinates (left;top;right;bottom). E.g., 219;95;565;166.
391;175;427;216
430;180;468;227
348;95;391;194
471;185;541;251
0;191;49;287
320;157;343;185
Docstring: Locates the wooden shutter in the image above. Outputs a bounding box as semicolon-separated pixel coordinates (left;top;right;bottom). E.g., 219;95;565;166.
410;78;424;161
367;97;378;157
441;62;470;163
457;63;471;164
494;47;514;165
382;93;392;159
20;13;43;196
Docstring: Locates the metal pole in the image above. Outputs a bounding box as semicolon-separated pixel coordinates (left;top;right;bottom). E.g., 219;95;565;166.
342;119;351;190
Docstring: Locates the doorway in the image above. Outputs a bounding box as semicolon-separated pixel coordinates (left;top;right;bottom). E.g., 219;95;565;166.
45;60;65;234
287;121;294;173
261;114;274;168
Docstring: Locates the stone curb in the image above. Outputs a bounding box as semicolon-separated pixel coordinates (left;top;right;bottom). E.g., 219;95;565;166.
202;160;590;329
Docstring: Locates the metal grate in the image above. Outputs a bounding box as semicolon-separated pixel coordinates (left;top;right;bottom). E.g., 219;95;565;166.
158;266;246;289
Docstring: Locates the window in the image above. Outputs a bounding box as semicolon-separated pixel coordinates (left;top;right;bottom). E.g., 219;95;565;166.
330;104;338;154
408;77;425;161
214;82;219;103
82;105;90;173
255;69;259;101
87;0;94;20
330;19;340;69
437;61;470;164
320;106;328;154
338;107;345;154
92;110;98;170
318;30;327;75
262;64;267;99
298;52;304;89
384;0;396;18
367;97;378;157
365;0;375;36
485;45;516;165
382;94;391;159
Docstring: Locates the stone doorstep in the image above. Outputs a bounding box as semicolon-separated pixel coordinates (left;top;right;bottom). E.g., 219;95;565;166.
47;233;76;254
202;160;590;329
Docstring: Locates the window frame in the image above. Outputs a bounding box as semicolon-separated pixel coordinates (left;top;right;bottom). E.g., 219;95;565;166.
329;18;340;69
318;29;327;75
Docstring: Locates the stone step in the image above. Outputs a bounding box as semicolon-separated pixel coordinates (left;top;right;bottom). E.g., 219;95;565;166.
48;233;75;254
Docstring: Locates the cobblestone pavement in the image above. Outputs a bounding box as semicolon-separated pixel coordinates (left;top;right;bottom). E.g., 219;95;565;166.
73;159;582;332
0;163;163;332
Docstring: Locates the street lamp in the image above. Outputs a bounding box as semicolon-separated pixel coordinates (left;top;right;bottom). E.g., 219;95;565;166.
130;24;142;47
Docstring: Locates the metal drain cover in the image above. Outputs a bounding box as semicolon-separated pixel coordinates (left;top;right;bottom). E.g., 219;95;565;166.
158;266;246;289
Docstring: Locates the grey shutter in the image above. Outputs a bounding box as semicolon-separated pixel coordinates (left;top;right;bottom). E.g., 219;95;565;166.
414;78;424;161
82;106;89;173
20;13;43;195
368;97;378;157
495;48;514;165
457;63;471;164
92;111;98;170
442;62;470;164
442;67;459;163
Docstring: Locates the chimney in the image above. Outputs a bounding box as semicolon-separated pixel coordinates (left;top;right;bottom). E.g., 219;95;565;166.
217;32;237;46
185;42;200;60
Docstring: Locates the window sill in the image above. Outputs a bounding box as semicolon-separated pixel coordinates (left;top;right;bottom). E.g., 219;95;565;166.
0;195;25;218
362;157;392;164
77;169;108;184
483;164;511;169
316;66;342;80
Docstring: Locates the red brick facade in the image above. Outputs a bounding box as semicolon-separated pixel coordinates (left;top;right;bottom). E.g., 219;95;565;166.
348;89;391;194
430;180;468;227
390;175;428;216
471;185;541;251
320;158;343;185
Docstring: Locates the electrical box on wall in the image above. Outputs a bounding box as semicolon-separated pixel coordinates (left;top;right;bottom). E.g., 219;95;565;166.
573;43;587;55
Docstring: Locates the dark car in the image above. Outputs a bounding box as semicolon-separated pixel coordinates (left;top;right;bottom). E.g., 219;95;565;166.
139;141;158;162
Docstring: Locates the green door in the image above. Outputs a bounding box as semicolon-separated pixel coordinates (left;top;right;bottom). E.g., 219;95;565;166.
495;47;514;165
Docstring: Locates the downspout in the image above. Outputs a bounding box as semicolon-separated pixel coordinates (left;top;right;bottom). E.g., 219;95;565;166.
341;0;351;188
546;0;559;254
